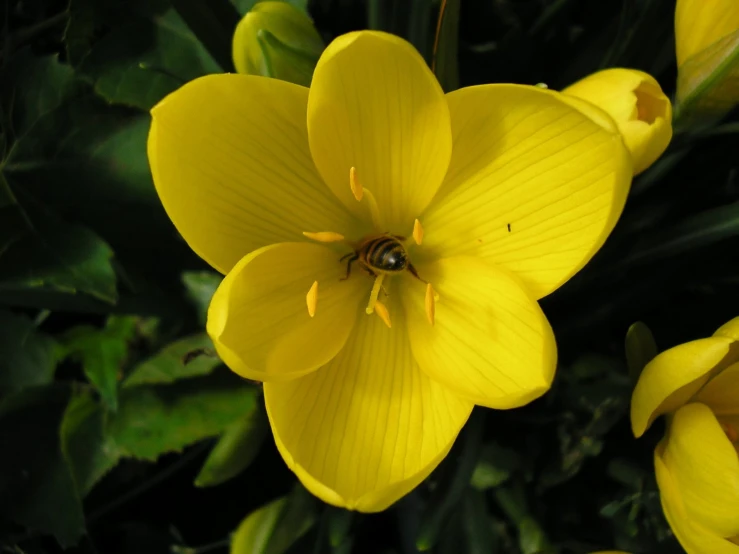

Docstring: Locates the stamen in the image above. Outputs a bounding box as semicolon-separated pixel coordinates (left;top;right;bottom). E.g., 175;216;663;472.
306;280;318;318
303;231;345;243
374;301;392;328
425;283;437;326
413;219;424;245
349;166;382;229
365;274;385;315
349;166;363;201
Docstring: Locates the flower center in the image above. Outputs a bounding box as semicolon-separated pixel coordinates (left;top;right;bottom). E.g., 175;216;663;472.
302;167;437;329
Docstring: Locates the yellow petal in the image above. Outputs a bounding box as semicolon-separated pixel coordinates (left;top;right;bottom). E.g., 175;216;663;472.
696;362;739;415
421;84;632;300
563;69;673;175
661;403;739;537
307;31;452;231
148;74;357;275
675;0;739;67
264;307;473;511
207;242;364;382
716;317;739;342
401;256;556;409
630;336;734;437
655;440;739;554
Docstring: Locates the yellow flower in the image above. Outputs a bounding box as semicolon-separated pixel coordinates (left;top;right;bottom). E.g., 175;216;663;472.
148;31;632;511
674;0;739;121
563;69;672;175
631;317;739;553
232;1;323;87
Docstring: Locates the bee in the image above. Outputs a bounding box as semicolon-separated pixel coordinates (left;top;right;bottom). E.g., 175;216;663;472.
340;234;424;282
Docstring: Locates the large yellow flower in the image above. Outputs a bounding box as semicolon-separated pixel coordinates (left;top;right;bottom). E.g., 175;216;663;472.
148;31;632;511
631;317;739;553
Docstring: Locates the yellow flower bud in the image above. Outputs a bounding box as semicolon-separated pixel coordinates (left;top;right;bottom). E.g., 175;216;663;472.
675;0;739;68
674;0;739;122
232;1;324;87
631;317;739;554
563;68;673;175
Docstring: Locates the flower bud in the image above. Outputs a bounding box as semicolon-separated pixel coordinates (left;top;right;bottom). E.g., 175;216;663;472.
674;0;739;122
232;1;324;87
563;68;672;175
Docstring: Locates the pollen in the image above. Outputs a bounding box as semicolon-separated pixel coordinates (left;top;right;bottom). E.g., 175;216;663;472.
374;300;392;328
425;283;437;326
303;231;345;243
349;166;363;201
306;280;319;318
365;274;385;315
413;219;424;245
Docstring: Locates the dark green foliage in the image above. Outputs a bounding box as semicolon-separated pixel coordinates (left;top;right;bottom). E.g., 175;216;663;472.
1;0;737;553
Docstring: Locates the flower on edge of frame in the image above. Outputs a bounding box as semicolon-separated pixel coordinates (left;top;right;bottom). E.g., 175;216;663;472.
563;68;673;176
148;30;633;511
631;317;739;553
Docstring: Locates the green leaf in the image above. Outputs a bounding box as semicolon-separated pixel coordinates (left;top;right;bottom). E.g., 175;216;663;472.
62;316;138;411
124;334;220;387
470;443;520;491
171;0;241;72
107;372;260;461
194;401;268;487
416;410;484;551
0;385;85;547
625;322;657;382
676;29;739;125
0;53;119;309
0;51;82;143
0;207;118;306
432;0;460;92
623;202;739;266
78;8;221;110
0;310;58;398
60;390;123;496
182;271;222;326
231;486;318;554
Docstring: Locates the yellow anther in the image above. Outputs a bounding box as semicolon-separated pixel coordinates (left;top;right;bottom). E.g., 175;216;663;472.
374;301;392;328
306;280;318;318
350;166;363;201
365;274;385;315
302;231;345;243
413;219;424;245
425;283;437;326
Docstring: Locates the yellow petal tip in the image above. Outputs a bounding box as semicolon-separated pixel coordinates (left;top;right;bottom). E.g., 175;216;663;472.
374;300;392;328
306;280;318;317
303;231;345;243
349;166;363;201
425;283;436;326
413;219;424;245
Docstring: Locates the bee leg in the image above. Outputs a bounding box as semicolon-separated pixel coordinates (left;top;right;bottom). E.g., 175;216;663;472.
389;234;406;241
339;252;354;263
407;263;428;284
340;254;359;281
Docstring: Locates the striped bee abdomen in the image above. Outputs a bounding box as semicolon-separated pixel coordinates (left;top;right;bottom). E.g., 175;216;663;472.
361;236;408;273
